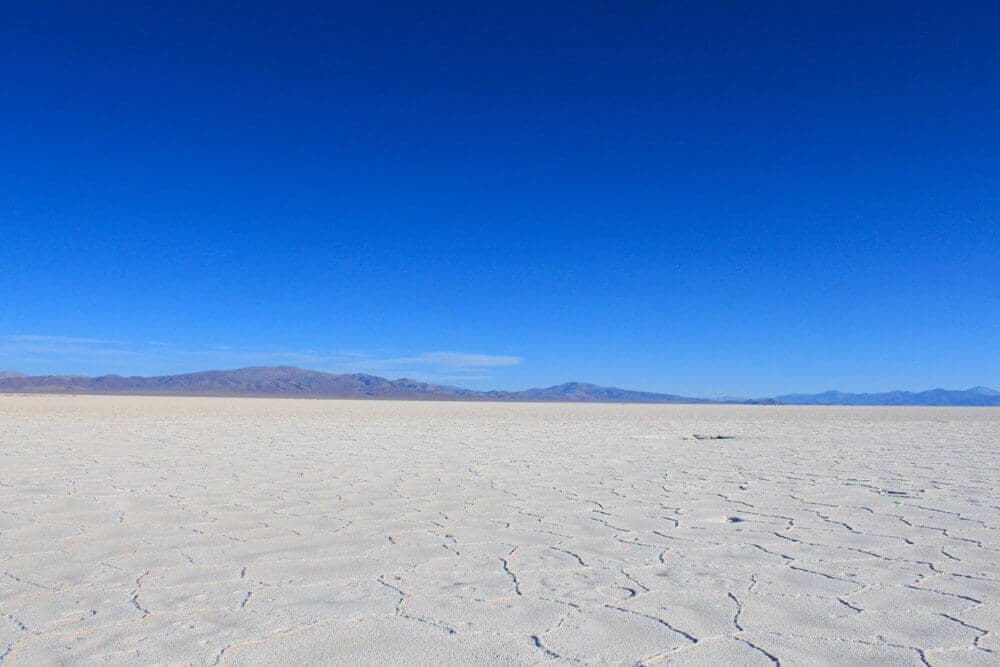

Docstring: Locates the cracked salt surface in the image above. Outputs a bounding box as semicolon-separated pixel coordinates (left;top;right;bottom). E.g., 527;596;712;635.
1;396;999;665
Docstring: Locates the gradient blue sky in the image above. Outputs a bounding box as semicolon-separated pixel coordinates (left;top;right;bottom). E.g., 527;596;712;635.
2;2;998;396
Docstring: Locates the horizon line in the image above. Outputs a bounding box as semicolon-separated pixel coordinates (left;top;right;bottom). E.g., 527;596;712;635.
0;364;996;401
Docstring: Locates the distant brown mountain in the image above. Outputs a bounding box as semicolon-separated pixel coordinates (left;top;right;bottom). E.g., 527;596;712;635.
0;366;704;403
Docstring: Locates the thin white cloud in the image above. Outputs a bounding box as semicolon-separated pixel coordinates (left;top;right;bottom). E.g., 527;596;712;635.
0;335;521;383
357;351;522;370
411;352;522;368
395;373;493;383
2;334;125;345
0;334;142;358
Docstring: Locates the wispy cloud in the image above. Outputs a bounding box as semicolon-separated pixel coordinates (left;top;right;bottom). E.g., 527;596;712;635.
3;334;126;345
0;334;141;358
348;351;522;383
356;351;522;370
0;335;522;384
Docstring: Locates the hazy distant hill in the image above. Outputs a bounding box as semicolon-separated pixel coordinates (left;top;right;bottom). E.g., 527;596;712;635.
508;382;705;403
774;386;1000;406
0;367;482;400
1;367;997;405
0;366;702;403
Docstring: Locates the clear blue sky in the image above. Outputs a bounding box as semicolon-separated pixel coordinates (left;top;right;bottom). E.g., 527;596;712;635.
2;2;997;396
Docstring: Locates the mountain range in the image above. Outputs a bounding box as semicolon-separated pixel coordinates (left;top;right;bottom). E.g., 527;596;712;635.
0;366;703;403
772;386;1000;407
0;366;997;406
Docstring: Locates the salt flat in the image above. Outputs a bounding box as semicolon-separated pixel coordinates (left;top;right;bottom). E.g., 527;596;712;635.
1;396;998;666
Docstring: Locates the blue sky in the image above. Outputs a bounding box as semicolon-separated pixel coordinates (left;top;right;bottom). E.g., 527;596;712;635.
1;2;998;396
